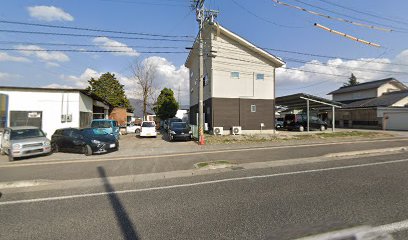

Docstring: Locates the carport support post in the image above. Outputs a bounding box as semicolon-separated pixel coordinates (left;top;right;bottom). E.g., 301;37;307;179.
306;99;310;132
332;106;335;132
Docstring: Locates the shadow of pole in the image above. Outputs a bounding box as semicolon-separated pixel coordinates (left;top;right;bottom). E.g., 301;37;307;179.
97;166;139;240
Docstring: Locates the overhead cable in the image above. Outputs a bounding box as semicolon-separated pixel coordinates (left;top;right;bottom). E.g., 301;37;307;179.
271;0;392;32
0;29;193;42
0;20;194;38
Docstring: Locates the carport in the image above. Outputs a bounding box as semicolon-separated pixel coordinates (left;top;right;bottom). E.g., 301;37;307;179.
276;93;343;132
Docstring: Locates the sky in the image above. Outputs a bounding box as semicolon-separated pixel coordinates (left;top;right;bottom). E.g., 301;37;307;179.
1;0;408;105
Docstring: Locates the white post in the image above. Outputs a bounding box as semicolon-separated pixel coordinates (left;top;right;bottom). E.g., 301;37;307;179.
332;105;335;132
307;99;310;132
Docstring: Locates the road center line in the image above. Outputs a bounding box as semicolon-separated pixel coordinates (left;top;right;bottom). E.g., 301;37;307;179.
0;138;406;168
1;157;408;206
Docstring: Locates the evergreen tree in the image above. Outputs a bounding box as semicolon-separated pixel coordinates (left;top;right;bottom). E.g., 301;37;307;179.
153;88;179;120
86;72;133;111
343;73;360;87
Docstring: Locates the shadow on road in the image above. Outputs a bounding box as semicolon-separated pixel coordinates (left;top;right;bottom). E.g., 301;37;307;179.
97;166;140;240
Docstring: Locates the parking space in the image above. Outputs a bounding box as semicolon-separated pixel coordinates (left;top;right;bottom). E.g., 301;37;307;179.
0;131;197;164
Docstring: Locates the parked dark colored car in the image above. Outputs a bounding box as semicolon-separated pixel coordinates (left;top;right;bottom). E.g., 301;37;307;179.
51;128;119;155
168;122;192;141
165;118;182;132
283;114;327;131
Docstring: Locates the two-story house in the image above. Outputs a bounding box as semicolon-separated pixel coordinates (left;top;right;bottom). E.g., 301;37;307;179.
185;22;284;133
328;78;408;130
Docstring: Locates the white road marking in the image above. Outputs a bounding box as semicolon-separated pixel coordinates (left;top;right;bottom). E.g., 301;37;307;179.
296;219;408;239
1;157;408;206
0;138;407;168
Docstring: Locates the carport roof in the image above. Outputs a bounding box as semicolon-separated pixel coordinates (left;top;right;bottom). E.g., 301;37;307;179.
276;93;343;110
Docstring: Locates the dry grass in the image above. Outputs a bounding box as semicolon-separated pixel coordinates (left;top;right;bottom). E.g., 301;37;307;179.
204;131;394;145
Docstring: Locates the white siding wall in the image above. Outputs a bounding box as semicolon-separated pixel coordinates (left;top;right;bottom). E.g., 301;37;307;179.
0;90;88;136
79;92;93;112
392;96;408;107
377;83;402;96
211;32;275;99
332;89;377;102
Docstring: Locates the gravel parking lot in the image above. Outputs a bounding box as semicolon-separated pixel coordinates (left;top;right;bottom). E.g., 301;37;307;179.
0;131;197;164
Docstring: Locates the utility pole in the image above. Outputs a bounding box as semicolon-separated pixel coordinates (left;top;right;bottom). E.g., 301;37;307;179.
194;0;218;145
177;85;181;105
195;0;205;145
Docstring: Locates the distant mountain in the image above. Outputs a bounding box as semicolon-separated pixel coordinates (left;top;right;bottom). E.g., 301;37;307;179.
129;98;154;118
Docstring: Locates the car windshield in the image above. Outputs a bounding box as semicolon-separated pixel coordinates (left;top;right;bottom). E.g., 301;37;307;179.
10;128;45;140
171;122;187;129
81;128;108;136
142;122;155;127
91;121;112;128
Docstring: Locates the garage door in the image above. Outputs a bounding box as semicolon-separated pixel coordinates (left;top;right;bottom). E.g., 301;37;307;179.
384;112;408;130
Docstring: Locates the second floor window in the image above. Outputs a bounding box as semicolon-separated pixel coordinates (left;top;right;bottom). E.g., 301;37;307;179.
230;71;240;79
256;73;264;80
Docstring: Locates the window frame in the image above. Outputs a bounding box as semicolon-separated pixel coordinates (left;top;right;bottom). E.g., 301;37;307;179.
230;71;240;79
256;73;265;81
251;105;256;113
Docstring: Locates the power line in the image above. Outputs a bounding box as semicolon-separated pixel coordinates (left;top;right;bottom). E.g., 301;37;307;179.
291;0;408;32
0;48;188;54
97;0;190;7
0;29;193;42
0;20;194;38
316;0;408;26
210;41;408;67
270;0;395;32
229;0;305;28
0;40;185;49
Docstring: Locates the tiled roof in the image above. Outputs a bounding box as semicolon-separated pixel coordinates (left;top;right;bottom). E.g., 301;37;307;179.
344;90;408;108
328;78;407;95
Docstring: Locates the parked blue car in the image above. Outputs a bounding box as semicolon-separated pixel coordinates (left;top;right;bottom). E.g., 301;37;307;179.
91;119;120;140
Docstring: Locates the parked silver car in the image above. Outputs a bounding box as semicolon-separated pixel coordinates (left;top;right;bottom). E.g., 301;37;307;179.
0;126;51;161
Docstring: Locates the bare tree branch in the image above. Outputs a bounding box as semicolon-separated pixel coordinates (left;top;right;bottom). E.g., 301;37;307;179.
131;58;158;120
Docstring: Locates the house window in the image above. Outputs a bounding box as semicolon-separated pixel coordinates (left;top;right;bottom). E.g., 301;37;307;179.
256;73;264;80
230;71;240;79
251;105;256;113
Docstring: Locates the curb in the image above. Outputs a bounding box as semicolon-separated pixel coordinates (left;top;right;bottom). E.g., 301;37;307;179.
324;147;407;158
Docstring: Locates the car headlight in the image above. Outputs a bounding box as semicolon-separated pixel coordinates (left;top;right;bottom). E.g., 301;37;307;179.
43;141;51;146
91;139;101;144
170;131;176;134
12;143;21;149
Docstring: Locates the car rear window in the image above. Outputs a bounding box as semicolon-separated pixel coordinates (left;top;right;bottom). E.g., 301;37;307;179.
91;121;112;128
142;122;155;127
171;122;187;129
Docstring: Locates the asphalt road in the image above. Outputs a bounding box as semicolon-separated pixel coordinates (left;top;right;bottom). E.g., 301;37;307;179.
1;152;408;239
1;137;408;182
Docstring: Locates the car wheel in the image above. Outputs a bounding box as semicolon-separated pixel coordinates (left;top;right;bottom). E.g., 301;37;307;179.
135;129;140;134
320;125;326;131
83;145;93;156
53;143;59;153
299;126;305;132
8;150;14;162
0;148;5;155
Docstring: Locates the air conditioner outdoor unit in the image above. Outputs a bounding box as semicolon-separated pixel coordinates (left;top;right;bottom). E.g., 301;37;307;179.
213;127;223;135
66;114;73;122
232;126;242;135
61;114;67;122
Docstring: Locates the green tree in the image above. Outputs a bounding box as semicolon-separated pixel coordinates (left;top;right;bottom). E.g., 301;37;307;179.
343;73;360;87
153;88;179;120
86;72;133;111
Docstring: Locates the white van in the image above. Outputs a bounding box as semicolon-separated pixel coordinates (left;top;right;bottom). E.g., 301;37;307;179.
140;121;157;137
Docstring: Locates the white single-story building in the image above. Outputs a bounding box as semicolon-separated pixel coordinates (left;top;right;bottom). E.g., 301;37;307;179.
0;86;110;136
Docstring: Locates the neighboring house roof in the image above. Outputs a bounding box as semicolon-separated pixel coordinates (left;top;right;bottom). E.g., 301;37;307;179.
185;22;285;68
276;93;343;110
0;86;113;107
328;78;408;95
343;90;408;108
